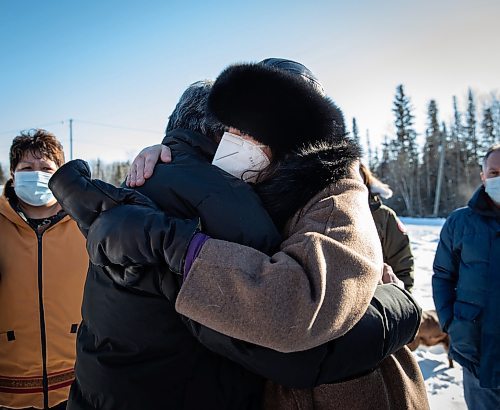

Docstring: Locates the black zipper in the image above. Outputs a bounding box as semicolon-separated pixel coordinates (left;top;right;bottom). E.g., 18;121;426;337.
36;231;50;409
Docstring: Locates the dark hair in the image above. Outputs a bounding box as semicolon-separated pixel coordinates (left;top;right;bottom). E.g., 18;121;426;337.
9;129;65;175
166;80;225;142
483;143;500;171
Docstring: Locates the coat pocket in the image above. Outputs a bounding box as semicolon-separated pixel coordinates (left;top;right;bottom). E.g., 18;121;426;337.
448;301;482;365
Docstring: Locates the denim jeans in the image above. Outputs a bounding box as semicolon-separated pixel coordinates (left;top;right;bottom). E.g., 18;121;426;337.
463;367;500;410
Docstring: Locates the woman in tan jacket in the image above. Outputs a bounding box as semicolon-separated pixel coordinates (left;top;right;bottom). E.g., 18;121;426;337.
0;130;87;410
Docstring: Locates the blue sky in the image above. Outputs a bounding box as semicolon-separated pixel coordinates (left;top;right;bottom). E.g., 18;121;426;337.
1;0;499;170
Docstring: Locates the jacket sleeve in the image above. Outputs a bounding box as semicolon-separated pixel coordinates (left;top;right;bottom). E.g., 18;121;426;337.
381;208;415;292
49;159;157;235
183;284;421;388
176;180;383;353
432;215;459;332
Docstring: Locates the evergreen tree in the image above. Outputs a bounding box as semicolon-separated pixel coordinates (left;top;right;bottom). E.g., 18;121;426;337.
366;129;377;170
423;100;441;214
450;95;469;203
433;122;450;216
492;97;500;141
376;135;391;182
465;88;479;163
388;84;419;215
442;118;459;214
481;106;496;151
351;117;360;144
393;85;418;157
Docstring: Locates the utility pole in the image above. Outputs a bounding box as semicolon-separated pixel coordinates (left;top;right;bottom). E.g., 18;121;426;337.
69;118;73;160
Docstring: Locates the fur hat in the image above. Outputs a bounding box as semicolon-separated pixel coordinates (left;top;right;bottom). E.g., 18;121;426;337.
207;63;346;158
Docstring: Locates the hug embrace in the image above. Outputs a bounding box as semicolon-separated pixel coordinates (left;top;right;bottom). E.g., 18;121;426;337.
49;58;428;410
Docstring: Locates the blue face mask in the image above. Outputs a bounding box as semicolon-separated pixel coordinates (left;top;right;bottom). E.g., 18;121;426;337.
14;171;55;206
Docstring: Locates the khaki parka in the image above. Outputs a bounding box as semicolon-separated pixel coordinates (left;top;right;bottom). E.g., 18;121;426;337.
369;194;415;292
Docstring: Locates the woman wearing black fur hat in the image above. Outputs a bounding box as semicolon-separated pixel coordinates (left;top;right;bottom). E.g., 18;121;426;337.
174;62;428;409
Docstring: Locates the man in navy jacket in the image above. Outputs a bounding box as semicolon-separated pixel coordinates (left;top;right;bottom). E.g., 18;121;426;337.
433;144;500;410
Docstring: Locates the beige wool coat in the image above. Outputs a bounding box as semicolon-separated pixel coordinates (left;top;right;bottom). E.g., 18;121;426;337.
176;167;383;352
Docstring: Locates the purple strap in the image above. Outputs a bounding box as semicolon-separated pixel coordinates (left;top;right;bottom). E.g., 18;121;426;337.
183;232;210;280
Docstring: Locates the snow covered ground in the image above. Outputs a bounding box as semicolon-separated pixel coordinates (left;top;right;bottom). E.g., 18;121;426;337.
401;217;466;410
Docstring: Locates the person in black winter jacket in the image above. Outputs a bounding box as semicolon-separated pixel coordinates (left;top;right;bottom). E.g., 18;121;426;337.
50;69;421;409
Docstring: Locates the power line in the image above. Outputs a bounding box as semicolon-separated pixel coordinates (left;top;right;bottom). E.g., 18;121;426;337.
73;119;160;134
0;119;161;136
0;121;65;135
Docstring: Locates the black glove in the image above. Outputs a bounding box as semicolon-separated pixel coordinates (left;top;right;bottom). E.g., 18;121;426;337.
49;159;155;236
87;204;200;275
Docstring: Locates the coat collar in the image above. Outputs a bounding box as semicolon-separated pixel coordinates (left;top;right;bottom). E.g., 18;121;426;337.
255;140;361;229
469;186;500;219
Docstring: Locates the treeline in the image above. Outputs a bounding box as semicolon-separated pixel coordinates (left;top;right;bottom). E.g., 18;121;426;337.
88;159;130;186
356;86;500;217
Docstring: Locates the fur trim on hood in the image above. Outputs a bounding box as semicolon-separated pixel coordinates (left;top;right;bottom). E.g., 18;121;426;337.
255;139;362;229
207;63;346;158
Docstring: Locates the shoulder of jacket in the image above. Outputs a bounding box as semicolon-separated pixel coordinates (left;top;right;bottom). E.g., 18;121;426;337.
377;203;398;217
299;179;366;214
446;206;473;226
0;195;26;227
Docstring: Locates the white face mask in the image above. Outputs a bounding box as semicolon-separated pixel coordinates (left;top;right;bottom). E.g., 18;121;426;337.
14;171;56;206
485;175;500;204
212;132;270;183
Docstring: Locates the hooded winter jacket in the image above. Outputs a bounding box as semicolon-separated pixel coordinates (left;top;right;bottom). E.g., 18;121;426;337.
433;186;500;388
369;194;415;292
53;129;277;410
50;130;423;409
0;183;87;409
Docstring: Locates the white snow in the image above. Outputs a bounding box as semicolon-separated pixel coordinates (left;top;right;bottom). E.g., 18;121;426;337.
401;217;466;410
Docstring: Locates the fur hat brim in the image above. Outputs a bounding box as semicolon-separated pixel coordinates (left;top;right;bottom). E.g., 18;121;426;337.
207;63;345;157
